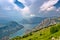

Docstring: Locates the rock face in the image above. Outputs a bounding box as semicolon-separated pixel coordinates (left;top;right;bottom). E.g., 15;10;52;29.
34;17;60;31
0;21;24;40
25;17;60;34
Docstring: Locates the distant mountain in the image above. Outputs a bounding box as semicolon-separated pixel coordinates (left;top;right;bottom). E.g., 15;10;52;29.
25;17;60;34
0;21;24;40
33;17;60;31
0;17;12;24
20;17;45;24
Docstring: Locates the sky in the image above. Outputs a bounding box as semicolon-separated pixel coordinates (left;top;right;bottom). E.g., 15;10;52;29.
0;0;60;22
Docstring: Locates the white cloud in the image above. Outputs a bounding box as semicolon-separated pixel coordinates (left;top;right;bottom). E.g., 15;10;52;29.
13;4;21;11
4;7;12;11
18;0;35;6
30;14;35;17
0;0;60;18
18;0;25;3
21;6;30;13
46;6;56;11
8;0;14;3
20;6;30;17
56;7;60;12
20;6;36;17
40;0;58;11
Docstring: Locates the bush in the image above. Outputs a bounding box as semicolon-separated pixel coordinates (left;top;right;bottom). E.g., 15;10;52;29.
56;24;60;30
40;33;43;36
22;34;29;38
50;26;58;34
29;32;33;36
29;39;31;40
11;36;21;40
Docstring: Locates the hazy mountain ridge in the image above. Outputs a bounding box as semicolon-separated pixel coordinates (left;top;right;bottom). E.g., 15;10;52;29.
20;17;45;24
32;17;60;31
0;21;24;40
25;17;60;34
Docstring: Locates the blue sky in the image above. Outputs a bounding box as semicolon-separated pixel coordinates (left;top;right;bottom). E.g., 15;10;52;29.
0;0;60;22
54;0;60;8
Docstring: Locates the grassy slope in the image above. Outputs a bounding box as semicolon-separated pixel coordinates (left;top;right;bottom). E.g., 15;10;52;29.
11;24;60;40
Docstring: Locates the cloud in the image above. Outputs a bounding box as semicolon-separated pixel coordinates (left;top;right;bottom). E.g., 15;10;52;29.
18;0;25;3
25;0;36;6
21;6;30;13
0;0;35;18
29;0;48;15
46;6;55;11
54;0;60;8
20;6;31;17
3;7;12;11
0;0;60;18
0;0;13;10
28;0;60;17
40;0;58;11
56;7;60;12
0;0;24;21
30;14;35;17
8;0;14;3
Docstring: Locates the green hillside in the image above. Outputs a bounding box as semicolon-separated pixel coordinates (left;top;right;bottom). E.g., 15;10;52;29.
10;23;60;40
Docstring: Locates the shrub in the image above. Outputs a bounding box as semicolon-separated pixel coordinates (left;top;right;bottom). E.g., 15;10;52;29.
56;24;60;30
50;26;58;34
22;34;29;38
29;39;31;40
29;32;33;36
40;33;43;36
11;36;21;40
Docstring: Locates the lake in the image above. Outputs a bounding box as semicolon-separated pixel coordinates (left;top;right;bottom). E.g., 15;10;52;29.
9;23;39;38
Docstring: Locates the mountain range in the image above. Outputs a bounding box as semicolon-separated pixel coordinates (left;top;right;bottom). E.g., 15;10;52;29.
20;17;45;24
0;21;24;40
25;17;60;34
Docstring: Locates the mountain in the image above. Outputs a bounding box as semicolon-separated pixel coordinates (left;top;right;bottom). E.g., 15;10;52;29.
20;17;45;24
0;21;24;40
24;17;60;34
0;17;13;25
32;17;60;31
10;24;60;40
